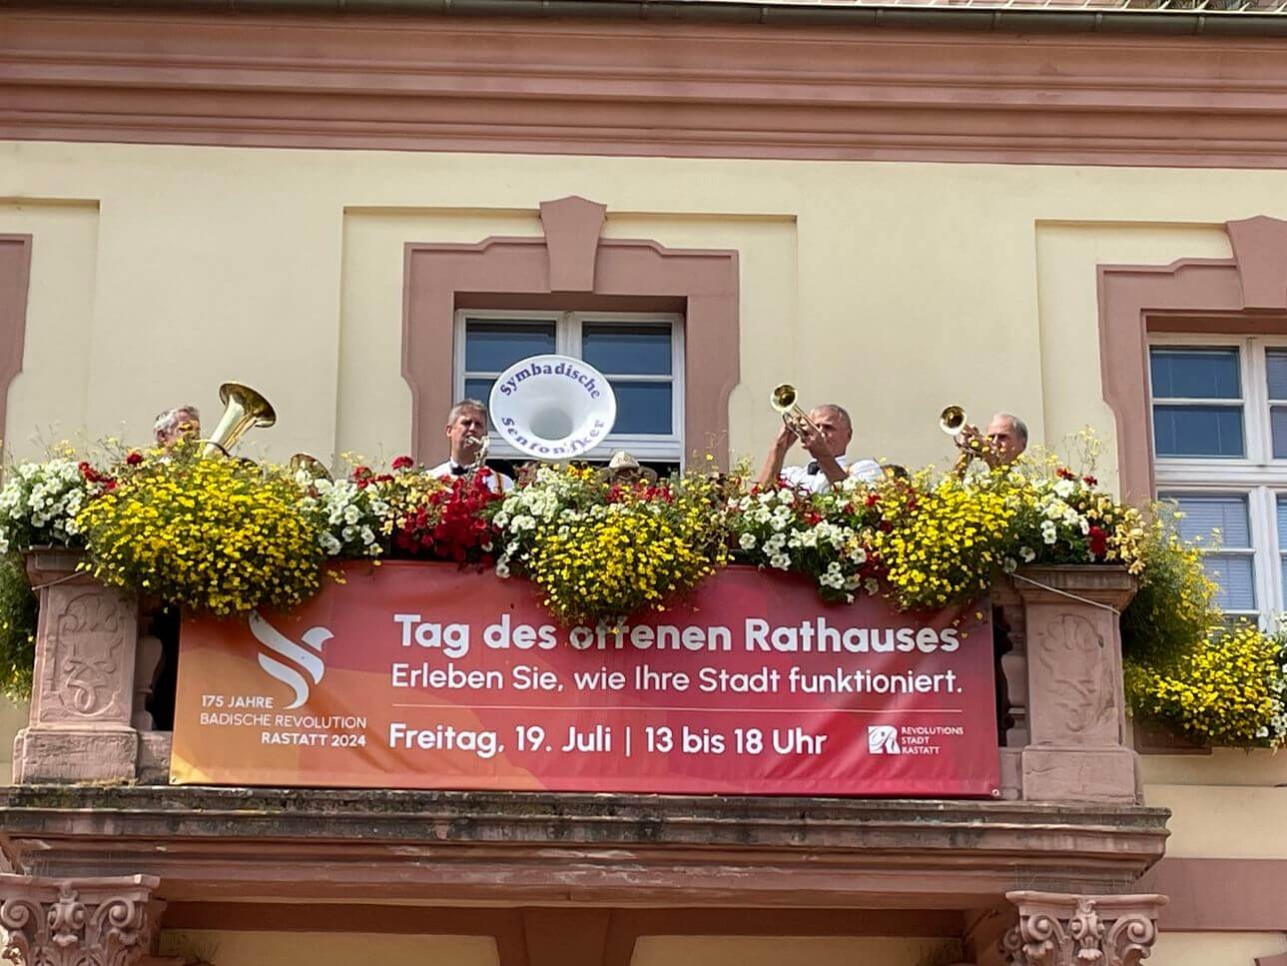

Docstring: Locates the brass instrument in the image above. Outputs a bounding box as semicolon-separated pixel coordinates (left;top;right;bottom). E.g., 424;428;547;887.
939;405;969;437
289;452;332;481
463;432;490;483
201;382;276;459
770;383;821;439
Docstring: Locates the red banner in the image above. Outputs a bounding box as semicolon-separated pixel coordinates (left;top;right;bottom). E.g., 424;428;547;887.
171;562;1000;796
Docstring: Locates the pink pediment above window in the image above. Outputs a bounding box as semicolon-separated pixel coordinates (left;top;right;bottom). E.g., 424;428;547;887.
402;197;740;467
1098;216;1287;504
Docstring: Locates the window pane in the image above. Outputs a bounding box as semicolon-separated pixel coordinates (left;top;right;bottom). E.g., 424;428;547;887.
1168;494;1251;547
1268;349;1287;400
1204;554;1256;612
1149;347;1240;399
1153;405;1244;457
609;382;673;435
464;321;556;372
582;323;673;376
1272;407;1287;458
464;378;495;407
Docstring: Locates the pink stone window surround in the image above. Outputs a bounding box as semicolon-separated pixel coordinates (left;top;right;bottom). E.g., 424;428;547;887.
402;197;740;468
0;234;32;454
1099;216;1287;628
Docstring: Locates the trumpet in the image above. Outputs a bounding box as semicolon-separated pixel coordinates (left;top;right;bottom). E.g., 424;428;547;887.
939;405;969;437
201;382;276;459
771;384;821;439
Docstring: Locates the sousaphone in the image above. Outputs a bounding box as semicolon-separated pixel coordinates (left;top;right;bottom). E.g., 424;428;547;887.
488;354;617;460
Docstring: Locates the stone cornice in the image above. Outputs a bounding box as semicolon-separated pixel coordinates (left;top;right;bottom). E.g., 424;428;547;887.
0;786;1169;906
6;10;1287;166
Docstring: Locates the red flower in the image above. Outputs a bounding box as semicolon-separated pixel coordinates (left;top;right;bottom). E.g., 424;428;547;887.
865;493;880;507
392;455;414;470
1088;525;1109;558
78;462;114;486
125;451;143;466
1056;467;1077;481
1082;475;1098;487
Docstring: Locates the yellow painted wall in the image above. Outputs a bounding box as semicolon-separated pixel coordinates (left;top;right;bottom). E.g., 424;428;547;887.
4;139;1287;931
4;141;1287;482
158;929;499;966
1153;931;1287;964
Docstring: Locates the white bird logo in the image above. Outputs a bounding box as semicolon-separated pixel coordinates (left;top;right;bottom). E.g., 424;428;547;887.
248;611;334;710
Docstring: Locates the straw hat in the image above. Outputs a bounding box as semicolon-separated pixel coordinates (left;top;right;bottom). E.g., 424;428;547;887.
599;450;658;484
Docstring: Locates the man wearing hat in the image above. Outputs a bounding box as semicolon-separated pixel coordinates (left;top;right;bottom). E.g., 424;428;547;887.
600;451;658;486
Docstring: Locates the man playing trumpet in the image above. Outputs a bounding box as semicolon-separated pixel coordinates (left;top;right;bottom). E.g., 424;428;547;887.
951;410;1029;474
428;400;514;494
757;402;882;493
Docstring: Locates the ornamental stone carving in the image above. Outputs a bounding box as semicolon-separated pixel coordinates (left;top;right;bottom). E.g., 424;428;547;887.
1034;613;1115;744
1001;891;1166;966
0;875;162;966
1008;567;1140;802
53;592;129;720
16;551;145;784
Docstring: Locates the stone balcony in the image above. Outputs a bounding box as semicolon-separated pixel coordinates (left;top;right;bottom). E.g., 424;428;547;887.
0;551;1171;966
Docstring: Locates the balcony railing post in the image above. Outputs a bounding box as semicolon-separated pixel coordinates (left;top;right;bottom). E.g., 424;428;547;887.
1005;566;1140;804
14;549;146;783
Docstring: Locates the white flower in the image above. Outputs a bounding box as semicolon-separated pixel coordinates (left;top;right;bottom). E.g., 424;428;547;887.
770;553;791;571
320;533;342;556
1019;546;1036;563
739;532;757;550
1053;478;1076;499
495;561;511;579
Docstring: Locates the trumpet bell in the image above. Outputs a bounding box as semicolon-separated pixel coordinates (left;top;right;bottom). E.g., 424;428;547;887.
201;381;277;459
770;384;798;414
939;405;968;436
489;354;617;460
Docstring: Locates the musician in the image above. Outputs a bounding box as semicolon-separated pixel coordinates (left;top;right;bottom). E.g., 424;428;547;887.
600;450;658;486
427;399;514;493
757;403;882;493
153;405;201;450
956;411;1029;472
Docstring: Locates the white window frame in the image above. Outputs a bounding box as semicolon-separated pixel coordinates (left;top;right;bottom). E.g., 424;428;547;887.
453;309;686;464
1151;333;1287;626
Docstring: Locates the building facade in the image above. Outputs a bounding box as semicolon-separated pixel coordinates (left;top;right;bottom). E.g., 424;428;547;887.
2;2;1287;963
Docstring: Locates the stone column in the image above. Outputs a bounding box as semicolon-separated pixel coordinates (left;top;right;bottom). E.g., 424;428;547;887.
1007;566;1139;803
1001;891;1166;965
13;549;142;783
0;874;163;966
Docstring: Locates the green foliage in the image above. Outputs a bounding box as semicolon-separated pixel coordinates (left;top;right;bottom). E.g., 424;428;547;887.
0;552;37;700
1120;504;1221;666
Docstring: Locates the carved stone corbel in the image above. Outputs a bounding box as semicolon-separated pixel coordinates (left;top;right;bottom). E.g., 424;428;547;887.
0;874;162;966
1001;891;1166;966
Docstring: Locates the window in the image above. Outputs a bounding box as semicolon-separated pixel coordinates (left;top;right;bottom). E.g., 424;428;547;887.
1150;336;1287;626
455;310;684;465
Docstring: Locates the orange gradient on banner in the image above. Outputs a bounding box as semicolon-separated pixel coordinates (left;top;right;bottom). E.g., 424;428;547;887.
171;562;1000;796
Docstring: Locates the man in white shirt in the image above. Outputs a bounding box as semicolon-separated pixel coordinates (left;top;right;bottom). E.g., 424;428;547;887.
427;400;514;494
756;402;882;494
954;411;1029;477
